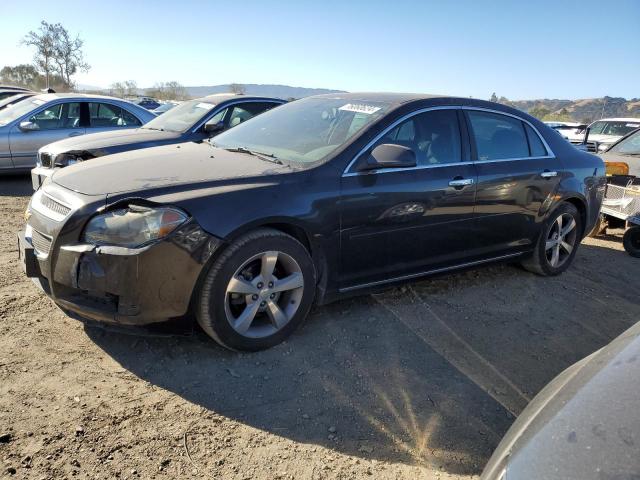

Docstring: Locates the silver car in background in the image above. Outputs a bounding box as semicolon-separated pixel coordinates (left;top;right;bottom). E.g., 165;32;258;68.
0;93;155;173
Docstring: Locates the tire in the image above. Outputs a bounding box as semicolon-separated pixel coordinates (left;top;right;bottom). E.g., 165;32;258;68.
521;202;582;276
623;226;640;258
587;214;607;237
196;228;316;351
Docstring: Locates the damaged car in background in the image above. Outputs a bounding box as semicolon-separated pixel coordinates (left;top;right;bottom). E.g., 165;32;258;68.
19;93;605;351
31;94;285;189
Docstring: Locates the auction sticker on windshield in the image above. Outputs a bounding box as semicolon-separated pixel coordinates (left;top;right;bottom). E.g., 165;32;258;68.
339;103;381;115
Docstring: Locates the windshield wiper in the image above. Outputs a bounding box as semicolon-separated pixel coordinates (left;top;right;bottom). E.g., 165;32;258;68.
223;146;284;165
142;126;165;131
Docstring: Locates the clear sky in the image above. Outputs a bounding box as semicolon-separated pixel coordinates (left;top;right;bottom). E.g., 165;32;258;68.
2;0;638;100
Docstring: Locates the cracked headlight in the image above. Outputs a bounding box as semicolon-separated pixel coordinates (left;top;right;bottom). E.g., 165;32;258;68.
82;205;188;248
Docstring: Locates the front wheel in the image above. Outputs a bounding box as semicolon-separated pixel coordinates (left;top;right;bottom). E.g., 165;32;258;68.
196;228;316;351
521;203;582;276
623;226;640;258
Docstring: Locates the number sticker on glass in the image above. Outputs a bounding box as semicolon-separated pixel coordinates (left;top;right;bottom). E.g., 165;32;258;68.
339;103;381;115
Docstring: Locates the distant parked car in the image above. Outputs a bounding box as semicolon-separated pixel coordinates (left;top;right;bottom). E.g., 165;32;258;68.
481;319;640;480
600;127;640;177
31;94;285;189
0;93;155;174
0;92;36;111
0;86;34;101
575;117;640;152
135;97;162;110
152;102;178;115
544;121;587;142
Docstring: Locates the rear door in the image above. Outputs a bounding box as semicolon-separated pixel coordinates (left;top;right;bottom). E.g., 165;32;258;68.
339;108;478;289
9;101;85;169
87;102;142;134
465;109;562;256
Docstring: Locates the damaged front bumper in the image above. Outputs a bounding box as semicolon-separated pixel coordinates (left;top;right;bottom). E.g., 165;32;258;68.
20;194;223;325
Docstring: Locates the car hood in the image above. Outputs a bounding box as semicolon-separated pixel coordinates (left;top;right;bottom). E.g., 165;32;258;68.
600;152;640;177
52;142;291;195
42;128;180;156
482;321;640;480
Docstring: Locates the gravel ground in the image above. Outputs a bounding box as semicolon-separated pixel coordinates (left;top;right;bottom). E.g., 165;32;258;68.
1;175;639;479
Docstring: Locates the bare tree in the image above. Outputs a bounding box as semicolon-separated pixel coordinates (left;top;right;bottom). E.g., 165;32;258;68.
145;81;188;100
229;83;246;95
109;81;126;98
124;80;138;97
22;21;89;90
52;24;89;88
21;21;58;88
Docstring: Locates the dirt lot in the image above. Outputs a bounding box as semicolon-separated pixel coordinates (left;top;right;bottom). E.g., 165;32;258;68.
1;175;639;480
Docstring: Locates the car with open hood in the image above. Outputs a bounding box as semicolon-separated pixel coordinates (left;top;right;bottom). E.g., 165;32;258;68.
31;94;285;189
19;93;605;351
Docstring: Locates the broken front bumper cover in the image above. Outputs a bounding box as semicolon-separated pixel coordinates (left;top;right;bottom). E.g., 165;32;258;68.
20;222;222;325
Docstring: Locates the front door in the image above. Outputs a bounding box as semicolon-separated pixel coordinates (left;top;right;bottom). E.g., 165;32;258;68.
465;109;563;255
339;108;478;290
9;101;85;169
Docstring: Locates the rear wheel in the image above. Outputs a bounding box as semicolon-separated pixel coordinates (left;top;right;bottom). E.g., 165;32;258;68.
522;203;582;276
623;226;640;258
196;228;316;351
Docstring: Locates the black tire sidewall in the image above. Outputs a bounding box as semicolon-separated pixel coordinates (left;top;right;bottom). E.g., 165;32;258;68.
536;203;582;275
198;232;316;351
623;226;640;258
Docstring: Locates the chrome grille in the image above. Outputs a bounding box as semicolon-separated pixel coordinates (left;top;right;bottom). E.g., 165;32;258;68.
31;229;52;256
39;152;53;168
40;194;71;217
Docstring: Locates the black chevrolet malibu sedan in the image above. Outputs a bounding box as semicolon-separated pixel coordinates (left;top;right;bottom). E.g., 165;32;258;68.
19;93;606;351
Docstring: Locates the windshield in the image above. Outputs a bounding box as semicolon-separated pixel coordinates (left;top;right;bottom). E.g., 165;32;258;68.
212;97;392;165
0;97;47;127
610;129;640;155
142;99;216;133
589;120;640;137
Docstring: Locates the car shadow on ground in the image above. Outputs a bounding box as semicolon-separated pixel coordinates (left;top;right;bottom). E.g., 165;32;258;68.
85;242;640;476
0;174;33;197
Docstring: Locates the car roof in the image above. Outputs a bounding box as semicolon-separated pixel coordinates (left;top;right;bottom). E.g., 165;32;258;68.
592;117;640;122
29;92;143;102
197;93;285;105
307;92;539;117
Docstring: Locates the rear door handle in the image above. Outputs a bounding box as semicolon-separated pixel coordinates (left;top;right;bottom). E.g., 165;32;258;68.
449;178;474;187
540;170;558;178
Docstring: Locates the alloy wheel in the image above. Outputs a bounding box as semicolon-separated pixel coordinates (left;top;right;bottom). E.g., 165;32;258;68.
224;251;305;338
545;213;578;268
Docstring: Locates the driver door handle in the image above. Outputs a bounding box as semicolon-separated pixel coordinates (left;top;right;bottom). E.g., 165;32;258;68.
449;178;474;187
540;170;558;178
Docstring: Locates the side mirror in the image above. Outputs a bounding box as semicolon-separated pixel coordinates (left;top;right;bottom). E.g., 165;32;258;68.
19;121;39;132
360;144;417;171
204;121;225;134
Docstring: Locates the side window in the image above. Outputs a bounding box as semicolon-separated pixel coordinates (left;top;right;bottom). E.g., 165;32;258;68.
227;102;279;128
89;103;141;128
120;109;141;126
525;124;547;157
468;111;529;160
207;108;227;126
29;102;81;130
374;109;461;166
